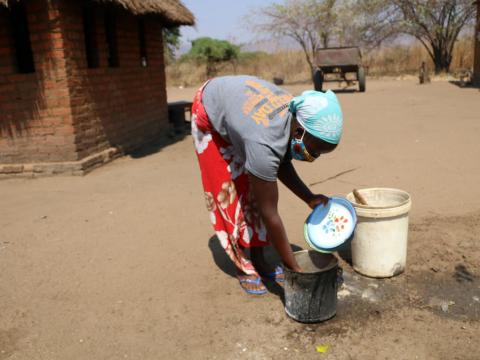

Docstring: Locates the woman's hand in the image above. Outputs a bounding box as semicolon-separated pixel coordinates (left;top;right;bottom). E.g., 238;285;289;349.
307;194;330;209
248;174;301;272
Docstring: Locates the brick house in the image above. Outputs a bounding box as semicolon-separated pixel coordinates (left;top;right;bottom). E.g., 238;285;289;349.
0;0;194;176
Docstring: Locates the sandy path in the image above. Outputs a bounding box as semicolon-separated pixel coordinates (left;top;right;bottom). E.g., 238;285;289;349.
0;80;479;359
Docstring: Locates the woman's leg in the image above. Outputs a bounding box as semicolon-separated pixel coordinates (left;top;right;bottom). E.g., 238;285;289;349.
191;91;267;293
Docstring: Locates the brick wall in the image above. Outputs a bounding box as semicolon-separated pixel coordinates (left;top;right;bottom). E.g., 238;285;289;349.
0;0;77;164
61;0;169;160
0;0;169;167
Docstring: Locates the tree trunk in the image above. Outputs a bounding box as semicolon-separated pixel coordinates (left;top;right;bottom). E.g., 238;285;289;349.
231;59;238;75
321;33;330;49
206;61;216;78
308;61;316;83
432;46;452;74
475;0;480;85
298;46;316;81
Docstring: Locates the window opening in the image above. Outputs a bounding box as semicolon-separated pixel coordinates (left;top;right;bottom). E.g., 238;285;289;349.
104;9;119;67
83;5;99;68
9;2;35;73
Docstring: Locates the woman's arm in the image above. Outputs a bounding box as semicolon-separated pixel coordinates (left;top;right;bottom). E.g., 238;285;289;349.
277;161;328;208
248;173;301;272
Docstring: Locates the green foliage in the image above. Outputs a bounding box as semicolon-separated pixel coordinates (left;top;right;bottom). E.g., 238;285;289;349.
183;37;240;77
163;27;181;62
187;37;240;63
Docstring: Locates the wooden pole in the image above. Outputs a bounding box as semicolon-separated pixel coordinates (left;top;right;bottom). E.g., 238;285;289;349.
474;0;480;86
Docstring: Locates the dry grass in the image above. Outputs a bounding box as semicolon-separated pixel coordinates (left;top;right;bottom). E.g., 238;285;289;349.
364;37;474;77
166;50;312;87
166;37;475;87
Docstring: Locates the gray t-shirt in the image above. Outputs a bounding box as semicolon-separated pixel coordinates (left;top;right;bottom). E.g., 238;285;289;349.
202;75;293;181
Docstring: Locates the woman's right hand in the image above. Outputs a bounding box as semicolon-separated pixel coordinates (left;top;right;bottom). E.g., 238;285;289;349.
248;173;302;276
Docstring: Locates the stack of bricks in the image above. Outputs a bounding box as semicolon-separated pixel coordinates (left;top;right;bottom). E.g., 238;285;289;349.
0;0;169;177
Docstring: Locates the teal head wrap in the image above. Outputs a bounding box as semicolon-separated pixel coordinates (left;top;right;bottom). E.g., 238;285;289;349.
289;90;343;144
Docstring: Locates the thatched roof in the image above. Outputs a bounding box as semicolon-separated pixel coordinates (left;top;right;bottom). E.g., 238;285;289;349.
0;0;195;26
101;0;194;25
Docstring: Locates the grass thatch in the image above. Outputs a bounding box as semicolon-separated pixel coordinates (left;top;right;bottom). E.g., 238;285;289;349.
101;0;194;25
0;0;195;25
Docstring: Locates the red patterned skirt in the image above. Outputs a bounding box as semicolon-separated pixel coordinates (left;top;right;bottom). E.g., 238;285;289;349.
191;82;268;276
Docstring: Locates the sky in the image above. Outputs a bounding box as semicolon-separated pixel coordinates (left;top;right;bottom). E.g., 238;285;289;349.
178;0;276;48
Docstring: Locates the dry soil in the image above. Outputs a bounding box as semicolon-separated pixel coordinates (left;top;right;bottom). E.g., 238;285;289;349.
0;79;479;360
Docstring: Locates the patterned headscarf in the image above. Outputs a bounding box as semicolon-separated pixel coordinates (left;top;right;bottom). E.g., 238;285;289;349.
289;90;343;144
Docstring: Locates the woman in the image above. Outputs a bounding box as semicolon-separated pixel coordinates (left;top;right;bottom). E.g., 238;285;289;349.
191;75;343;295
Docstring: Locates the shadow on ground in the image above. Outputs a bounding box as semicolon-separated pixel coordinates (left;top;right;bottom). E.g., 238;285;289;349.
331;88;359;94
207;235;304;302
128;123;191;159
281;79;361;94
448;80;480;89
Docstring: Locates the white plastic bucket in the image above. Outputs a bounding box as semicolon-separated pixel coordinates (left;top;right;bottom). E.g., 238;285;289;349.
346;188;412;278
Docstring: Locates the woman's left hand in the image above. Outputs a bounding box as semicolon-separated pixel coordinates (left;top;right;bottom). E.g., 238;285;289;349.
307;194;330;209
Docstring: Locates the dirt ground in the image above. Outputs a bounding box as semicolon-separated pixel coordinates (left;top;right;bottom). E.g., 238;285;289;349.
1;79;479;360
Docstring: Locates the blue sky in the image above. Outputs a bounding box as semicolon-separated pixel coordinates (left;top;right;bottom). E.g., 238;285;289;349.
179;0;275;46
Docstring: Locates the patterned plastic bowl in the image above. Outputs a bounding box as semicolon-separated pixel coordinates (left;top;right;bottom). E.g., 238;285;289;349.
304;197;357;253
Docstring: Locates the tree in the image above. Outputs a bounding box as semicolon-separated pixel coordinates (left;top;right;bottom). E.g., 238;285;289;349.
474;0;480;85
354;0;476;73
252;0;339;76
252;0;475;74
185;37;240;77
163;27;181;64
334;0;362;46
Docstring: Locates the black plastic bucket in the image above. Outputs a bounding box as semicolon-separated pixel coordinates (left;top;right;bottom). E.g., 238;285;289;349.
284;250;339;323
